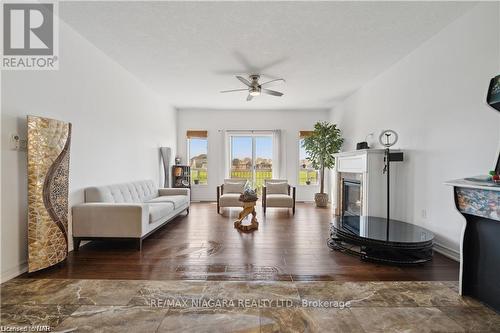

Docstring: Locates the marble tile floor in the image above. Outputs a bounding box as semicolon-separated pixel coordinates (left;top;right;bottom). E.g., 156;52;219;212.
1;278;500;332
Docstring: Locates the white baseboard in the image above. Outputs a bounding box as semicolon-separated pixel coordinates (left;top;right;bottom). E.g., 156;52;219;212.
1;261;28;283
433;242;460;262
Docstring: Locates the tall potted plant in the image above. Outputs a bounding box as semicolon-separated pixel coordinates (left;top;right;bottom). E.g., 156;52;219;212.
302;121;344;207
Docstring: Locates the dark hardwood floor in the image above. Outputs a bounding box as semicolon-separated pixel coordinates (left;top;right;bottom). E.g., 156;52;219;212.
25;203;459;281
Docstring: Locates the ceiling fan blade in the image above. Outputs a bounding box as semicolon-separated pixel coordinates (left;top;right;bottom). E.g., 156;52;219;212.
260;78;285;87
246;94;253;101
236;76;252;87
220;89;248;93
262;89;283;97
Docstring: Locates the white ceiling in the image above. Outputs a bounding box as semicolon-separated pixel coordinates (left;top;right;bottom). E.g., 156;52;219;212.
60;1;475;109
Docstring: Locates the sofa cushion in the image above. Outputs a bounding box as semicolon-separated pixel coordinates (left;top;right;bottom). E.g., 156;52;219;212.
266;182;288;195
85;180;158;203
266;194;293;207
224;181;246;194
219;193;243;207
148;203;174;223
147;195;188;209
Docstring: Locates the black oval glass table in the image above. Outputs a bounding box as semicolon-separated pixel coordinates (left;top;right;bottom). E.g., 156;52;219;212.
328;216;435;264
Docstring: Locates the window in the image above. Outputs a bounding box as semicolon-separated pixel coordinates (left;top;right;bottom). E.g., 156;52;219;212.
228;133;273;191
299;136;319;186
187;131;208;185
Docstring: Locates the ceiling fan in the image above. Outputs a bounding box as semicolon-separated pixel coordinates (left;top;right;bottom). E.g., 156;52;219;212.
221;75;285;101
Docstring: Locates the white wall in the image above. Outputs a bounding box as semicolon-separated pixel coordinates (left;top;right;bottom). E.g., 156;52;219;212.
1;20;177;282
330;3;500;257
176;108;330;202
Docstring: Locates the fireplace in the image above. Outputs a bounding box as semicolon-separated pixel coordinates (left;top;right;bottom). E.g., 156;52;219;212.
334;150;404;218
342;179;361;216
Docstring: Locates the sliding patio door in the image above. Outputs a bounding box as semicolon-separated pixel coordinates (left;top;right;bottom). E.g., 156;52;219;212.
229;133;273;191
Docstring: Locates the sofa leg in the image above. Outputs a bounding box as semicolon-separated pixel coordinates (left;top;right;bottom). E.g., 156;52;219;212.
292;207;295;215
73;237;81;251
186;207;190;215
136;238;143;251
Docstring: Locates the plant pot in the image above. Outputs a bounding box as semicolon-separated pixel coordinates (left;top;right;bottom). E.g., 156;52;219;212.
194;179;199;185
314;193;328;207
305;180;311;185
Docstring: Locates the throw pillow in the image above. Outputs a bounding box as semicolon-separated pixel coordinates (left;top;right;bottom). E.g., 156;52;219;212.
266;182;288;195
224;182;245;193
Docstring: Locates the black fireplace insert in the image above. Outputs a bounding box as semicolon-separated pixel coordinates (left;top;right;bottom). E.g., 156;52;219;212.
342;179;361;216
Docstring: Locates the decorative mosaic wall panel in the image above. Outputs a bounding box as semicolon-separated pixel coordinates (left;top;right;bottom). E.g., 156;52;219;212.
27;116;72;272
455;187;500;221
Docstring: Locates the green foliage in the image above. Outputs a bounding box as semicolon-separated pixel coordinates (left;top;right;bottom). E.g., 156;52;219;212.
302;121;344;193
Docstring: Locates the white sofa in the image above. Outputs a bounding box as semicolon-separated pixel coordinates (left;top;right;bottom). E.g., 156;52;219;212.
72;180;190;250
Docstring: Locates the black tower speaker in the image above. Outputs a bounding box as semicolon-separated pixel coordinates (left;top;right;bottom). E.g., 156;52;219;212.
495;153;500;175
487;75;500;111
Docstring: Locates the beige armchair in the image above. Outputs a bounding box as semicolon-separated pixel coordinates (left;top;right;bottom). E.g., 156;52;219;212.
217;179;247;214
263;179;296;215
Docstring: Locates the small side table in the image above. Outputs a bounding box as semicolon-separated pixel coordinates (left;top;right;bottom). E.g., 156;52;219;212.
234;198;259;232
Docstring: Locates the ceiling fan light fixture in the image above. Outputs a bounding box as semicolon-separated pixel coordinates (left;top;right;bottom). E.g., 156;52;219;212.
249;89;260;96
221;74;284;101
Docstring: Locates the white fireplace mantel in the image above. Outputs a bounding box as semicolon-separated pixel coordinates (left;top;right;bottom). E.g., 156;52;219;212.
333;149;404;218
